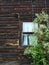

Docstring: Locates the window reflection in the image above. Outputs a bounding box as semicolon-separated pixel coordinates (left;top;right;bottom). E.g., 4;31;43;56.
23;22;38;32
22;22;38;46
22;34;38;46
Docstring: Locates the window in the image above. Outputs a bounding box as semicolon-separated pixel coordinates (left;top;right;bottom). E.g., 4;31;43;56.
22;22;38;46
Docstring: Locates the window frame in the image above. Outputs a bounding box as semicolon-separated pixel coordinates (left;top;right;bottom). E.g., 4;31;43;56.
21;22;38;46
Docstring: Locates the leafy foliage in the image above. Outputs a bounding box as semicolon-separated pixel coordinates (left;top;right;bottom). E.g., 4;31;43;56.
24;11;49;65
34;11;49;23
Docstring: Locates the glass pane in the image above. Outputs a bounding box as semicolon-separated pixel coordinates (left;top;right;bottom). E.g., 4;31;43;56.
22;22;38;32
22;34;28;45
29;34;38;46
22;34;38;46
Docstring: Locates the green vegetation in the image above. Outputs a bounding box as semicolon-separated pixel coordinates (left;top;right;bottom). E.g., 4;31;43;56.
24;11;49;65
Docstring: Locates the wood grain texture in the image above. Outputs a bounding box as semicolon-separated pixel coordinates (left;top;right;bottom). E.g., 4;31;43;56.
0;0;49;64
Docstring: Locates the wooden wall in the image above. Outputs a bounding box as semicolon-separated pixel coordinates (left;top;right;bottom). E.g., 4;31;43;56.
0;0;32;64
0;0;49;64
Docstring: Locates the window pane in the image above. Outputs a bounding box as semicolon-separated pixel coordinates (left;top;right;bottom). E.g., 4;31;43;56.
22;22;38;46
22;34;38;46
22;22;38;32
29;34;38;46
22;34;28;45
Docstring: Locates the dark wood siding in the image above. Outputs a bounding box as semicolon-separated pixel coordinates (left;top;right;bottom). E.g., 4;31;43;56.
0;0;49;64
0;0;32;63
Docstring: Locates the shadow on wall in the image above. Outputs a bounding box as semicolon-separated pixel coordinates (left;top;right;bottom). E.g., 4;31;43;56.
0;60;30;65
